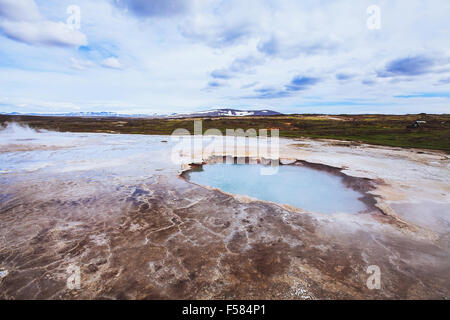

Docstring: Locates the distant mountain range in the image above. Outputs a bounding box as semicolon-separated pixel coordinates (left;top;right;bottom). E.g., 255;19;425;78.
168;108;283;118
1;109;283;118
1;111;154;118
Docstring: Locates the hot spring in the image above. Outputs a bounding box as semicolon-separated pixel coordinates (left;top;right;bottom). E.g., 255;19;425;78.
185;162;372;214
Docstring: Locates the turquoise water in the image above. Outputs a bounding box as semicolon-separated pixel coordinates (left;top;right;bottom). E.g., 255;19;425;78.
187;163;368;214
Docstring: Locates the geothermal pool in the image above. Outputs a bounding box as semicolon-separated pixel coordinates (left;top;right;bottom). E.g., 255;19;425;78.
186;163;369;214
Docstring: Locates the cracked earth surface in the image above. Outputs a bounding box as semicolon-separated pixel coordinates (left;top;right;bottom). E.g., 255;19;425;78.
0;127;449;299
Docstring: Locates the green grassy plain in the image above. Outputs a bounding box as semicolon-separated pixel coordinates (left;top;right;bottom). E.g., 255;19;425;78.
1;114;449;152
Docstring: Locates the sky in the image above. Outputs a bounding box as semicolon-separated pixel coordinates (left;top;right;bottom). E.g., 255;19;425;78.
0;0;450;115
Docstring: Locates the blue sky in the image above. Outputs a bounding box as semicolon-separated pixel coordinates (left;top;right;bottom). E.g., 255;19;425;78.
0;0;450;114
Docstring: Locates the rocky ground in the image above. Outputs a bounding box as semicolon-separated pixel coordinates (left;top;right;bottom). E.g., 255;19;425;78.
0;126;449;299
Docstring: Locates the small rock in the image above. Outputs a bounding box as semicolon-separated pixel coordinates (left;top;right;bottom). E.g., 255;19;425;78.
95;259;107;266
86;264;98;273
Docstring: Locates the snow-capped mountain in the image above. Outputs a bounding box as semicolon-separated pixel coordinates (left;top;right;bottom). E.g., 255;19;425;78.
168;108;283;118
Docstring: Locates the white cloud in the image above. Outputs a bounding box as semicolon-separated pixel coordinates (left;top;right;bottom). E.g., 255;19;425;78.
70;57;94;70
101;57;122;70
0;0;450;115
0;0;87;47
0;20;87;47
0;0;40;21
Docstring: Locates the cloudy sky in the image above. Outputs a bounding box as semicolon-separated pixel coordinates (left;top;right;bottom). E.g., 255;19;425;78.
0;0;450;115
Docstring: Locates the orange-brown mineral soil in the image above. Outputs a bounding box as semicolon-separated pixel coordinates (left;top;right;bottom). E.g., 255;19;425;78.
0;127;449;299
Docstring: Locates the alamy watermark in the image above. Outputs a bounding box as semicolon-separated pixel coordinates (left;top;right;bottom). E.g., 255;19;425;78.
66;264;81;290
366;265;381;290
170;120;280;175
367;5;381;30
66;5;81;30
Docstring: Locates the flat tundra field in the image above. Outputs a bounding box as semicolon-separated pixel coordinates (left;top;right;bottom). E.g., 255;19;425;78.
1;113;449;151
